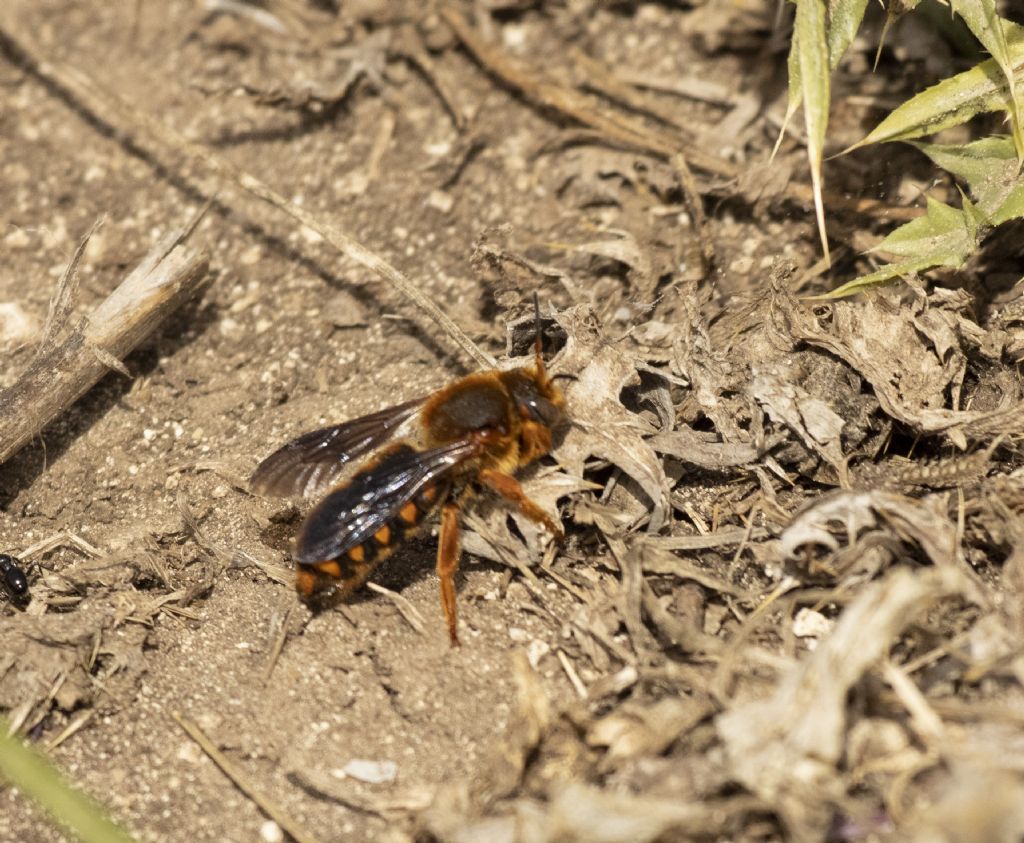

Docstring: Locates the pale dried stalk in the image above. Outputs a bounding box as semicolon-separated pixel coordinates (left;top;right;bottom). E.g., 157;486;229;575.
0;228;208;466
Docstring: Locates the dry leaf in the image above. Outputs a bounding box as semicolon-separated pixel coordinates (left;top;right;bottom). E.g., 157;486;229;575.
750;364;848;484
784;287;1021;444
717;566;964;840
586;695;711;763
554;306;670;532
575;231;654;301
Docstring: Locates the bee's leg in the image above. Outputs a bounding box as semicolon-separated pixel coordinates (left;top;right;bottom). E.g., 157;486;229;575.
437;501;462;646
477;469;564;540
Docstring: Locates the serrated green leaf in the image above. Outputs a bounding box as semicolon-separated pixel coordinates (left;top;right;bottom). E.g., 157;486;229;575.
949;0;1024;160
909;136;1015;196
796;0;832;263
823;257;936;297
872;196;974;257
827;0;870;69
918;0;987;58
876;0;923;71
826;195;985;297
993;183;1024;222
846;21;1024;150
909;136;1024;219
830;8;1024;299
959;189;985;237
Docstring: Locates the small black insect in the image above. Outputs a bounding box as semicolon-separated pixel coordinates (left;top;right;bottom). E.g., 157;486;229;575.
0;553;30;605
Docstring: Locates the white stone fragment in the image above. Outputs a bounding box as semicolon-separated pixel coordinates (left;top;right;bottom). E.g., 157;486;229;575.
335;759;398;784
793;608;833;645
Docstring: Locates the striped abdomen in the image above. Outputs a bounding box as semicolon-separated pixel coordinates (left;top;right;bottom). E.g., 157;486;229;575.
296;477;448;602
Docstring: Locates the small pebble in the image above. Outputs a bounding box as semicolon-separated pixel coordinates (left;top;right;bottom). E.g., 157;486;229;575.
793;608;832;644
175;742;203;765
427;190;453;213
219;317;240;337
728;256;754;275
240;244;263;266
0;302;38;348
84;229;109;264
259;820;284;843
612;306;632;324
3;229;31;249
424;140;451;158
300;226;323;245
527;638;550;669
336;759;398;784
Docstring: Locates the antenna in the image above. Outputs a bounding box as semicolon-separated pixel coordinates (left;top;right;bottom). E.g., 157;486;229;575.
533;292;546;377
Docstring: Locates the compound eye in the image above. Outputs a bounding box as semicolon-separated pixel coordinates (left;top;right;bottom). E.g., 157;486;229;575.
522;396;562;427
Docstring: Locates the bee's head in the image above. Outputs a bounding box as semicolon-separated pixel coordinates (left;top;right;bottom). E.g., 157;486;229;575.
507;369;565;429
516;293;567;425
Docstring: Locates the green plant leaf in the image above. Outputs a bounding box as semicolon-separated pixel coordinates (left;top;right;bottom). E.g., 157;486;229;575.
819;257;932;297
796;0;832;264
875;195;979;257
874;0;921;71
775;0;857;159
775;0;866;254
846;21;1024;150
0;721;136;843
827;0;870;69
824;196;985;297
909;136;1021;217
949;0;1024;160
958;189;986;238
993;182;1024;222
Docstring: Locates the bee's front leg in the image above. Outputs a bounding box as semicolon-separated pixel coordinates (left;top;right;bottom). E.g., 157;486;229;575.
477;469;564;541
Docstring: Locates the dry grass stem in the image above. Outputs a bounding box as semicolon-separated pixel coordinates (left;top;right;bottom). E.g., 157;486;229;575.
0;22;494;371
172;712;321;843
440;5;921;225
366;582;427;635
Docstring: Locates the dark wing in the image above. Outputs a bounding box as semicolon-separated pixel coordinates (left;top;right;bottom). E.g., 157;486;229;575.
250;396;425;499
295;440;477;565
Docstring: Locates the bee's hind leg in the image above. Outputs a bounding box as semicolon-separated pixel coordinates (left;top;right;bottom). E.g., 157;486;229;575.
437;501;462;646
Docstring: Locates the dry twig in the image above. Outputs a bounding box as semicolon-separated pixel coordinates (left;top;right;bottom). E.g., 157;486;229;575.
0;218;208;466
172;711;321;843
366;582;427;635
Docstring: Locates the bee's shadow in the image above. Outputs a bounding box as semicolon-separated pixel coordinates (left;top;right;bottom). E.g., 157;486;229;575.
365;538;435;595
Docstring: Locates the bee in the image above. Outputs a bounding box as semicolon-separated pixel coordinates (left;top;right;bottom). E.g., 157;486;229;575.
0;553;30;606
251;299;566;645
